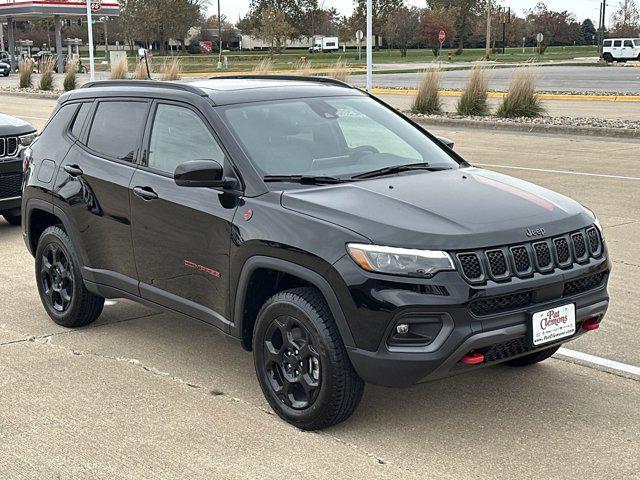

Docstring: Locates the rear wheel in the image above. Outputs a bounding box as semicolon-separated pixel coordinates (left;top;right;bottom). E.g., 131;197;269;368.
505;345;560;367
253;287;364;430
35;226;104;328
602;53;614;63
2;213;21;226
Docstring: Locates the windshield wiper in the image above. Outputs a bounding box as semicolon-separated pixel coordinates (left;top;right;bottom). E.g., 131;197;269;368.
351;163;451;180
263;175;347;185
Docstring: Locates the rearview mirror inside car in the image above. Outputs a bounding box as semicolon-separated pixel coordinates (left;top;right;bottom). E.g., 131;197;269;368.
174;160;232;188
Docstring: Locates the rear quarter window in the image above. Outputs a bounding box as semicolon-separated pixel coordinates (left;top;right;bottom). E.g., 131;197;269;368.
603;40;612;47
86;101;148;162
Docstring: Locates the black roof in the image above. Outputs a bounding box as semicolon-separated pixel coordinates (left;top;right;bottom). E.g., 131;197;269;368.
76;76;364;106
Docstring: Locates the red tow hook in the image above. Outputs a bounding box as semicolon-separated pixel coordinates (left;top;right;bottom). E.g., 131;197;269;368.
460;352;485;365
582;318;601;331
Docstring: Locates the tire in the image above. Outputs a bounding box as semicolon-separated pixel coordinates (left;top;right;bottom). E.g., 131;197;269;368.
504;345;560;367
35;226;104;328
2;213;21;226
602;53;613;63
253;287;364;430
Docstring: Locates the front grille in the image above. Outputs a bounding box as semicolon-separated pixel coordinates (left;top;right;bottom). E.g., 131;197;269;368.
554;238;571;266
458;253;482;281
563;272;606;296
469;291;533;316
0;172;22;199
0;136;19;158
454;226;604;284
486;249;508;278
587;227;602;257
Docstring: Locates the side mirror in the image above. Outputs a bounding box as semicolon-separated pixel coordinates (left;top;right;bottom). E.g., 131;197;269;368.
436;136;454;150
174;160;230;188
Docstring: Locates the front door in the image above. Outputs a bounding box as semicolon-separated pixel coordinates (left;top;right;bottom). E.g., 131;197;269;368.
129;101;238;330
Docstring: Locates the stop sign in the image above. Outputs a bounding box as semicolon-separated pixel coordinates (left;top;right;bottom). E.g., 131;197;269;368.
438;30;446;44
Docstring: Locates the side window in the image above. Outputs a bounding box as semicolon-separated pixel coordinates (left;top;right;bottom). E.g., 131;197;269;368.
147;104;225;175
87;101;148;162
635;40;640;46
70;102;92;139
624;40;633;47
613;40;622;47
38;104;79;142
603;40;612;47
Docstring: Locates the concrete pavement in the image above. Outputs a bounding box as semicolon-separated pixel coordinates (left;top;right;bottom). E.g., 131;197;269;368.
1;94;639;479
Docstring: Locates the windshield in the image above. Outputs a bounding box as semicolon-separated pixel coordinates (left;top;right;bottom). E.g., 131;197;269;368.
221;96;461;180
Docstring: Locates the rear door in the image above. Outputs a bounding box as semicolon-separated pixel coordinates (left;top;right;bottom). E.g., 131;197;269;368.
612;39;623;58
129;100;238;330
53;99;150;294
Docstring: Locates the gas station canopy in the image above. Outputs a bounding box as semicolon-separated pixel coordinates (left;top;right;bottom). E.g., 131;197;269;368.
0;1;119;19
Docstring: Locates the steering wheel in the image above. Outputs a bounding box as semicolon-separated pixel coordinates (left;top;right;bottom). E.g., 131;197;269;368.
351;145;379;161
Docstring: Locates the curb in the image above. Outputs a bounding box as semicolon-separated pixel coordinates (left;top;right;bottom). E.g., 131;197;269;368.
408;115;640;139
0;90;59;100
373;88;640;103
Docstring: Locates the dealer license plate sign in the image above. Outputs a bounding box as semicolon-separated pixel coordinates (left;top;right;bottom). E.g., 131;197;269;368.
532;304;576;346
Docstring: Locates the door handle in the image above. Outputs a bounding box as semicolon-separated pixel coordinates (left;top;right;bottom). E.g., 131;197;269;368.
64;164;83;177
133;186;159;201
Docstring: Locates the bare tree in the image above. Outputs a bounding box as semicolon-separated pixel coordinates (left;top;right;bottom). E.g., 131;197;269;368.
383;7;420;57
610;0;640;37
257;6;296;54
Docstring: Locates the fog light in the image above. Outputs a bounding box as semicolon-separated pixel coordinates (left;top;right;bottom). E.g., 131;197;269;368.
396;323;409;334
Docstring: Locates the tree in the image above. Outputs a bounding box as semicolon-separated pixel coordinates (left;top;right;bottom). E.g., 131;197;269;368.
427;0;484;53
580;18;597;45
256;6;296;54
383;6;420;57
610;0;640;37
421;8;457;54
525;2;578;47
349;0;404;50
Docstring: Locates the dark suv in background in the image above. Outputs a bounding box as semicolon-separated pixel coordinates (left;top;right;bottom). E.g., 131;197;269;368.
22;78;610;430
0;113;36;225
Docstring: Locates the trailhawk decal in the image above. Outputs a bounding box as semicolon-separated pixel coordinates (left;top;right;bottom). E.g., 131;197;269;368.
184;260;221;278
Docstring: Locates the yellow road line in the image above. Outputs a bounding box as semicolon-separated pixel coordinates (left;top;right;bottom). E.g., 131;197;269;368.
372;88;640;103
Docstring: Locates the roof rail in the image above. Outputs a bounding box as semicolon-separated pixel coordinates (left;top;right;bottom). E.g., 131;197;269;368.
81;80;209;96
207;74;355;89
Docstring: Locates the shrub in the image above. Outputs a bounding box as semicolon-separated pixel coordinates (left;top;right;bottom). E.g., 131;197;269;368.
38;57;56;91
294;59;312;76
110;56;129;79
252;57;274;74
456;66;489;116
328;59;349;83
18;59;34;89
496;68;545;118
412;66;441;115
134;59;151;80
160;57;181;81
63;62;77;91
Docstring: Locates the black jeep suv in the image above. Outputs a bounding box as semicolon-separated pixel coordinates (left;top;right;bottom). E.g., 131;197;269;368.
0;113;36;225
22;77;610;430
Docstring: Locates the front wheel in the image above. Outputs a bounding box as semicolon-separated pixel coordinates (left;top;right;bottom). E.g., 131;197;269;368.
35;226;104;327
504;345;560;367
253;287;364;430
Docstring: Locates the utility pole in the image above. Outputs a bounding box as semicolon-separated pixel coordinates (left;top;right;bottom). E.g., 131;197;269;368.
366;0;372;91
103;17;109;62
86;0;95;81
598;0;606;55
485;0;491;59
501;7;510;54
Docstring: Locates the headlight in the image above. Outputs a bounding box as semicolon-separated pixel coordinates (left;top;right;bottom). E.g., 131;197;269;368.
346;243;455;277
19;133;37;146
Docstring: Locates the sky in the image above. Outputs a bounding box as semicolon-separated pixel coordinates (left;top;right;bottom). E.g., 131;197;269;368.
207;0;606;23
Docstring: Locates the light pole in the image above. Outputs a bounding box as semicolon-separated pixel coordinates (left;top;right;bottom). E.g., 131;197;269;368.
217;0;223;69
366;0;372;91
86;0;95;81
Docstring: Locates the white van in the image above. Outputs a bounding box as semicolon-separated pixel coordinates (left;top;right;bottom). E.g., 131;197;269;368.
309;37;339;53
602;38;640;62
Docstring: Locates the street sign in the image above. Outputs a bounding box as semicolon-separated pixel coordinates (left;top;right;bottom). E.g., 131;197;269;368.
91;1;102;12
536;33;544;43
355;30;363;42
438;30;446;44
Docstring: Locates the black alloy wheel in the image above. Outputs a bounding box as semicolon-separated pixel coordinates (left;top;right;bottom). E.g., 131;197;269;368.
263;314;322;409
40;242;74;313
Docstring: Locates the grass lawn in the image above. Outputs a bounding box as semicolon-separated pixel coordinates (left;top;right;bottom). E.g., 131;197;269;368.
91;45;600;74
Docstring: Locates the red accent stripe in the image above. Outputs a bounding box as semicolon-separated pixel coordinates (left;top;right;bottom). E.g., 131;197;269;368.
475;174;555;212
0;1;119;8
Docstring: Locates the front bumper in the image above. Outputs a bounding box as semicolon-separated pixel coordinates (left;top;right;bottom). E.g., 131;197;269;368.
0;158;22;214
335;253;610;388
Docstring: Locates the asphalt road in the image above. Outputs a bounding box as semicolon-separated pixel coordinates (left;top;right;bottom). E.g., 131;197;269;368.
350;65;640;93
1;95;639;479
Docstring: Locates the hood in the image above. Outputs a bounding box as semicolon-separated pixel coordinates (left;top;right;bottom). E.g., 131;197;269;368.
0;113;36;137
281;167;593;250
